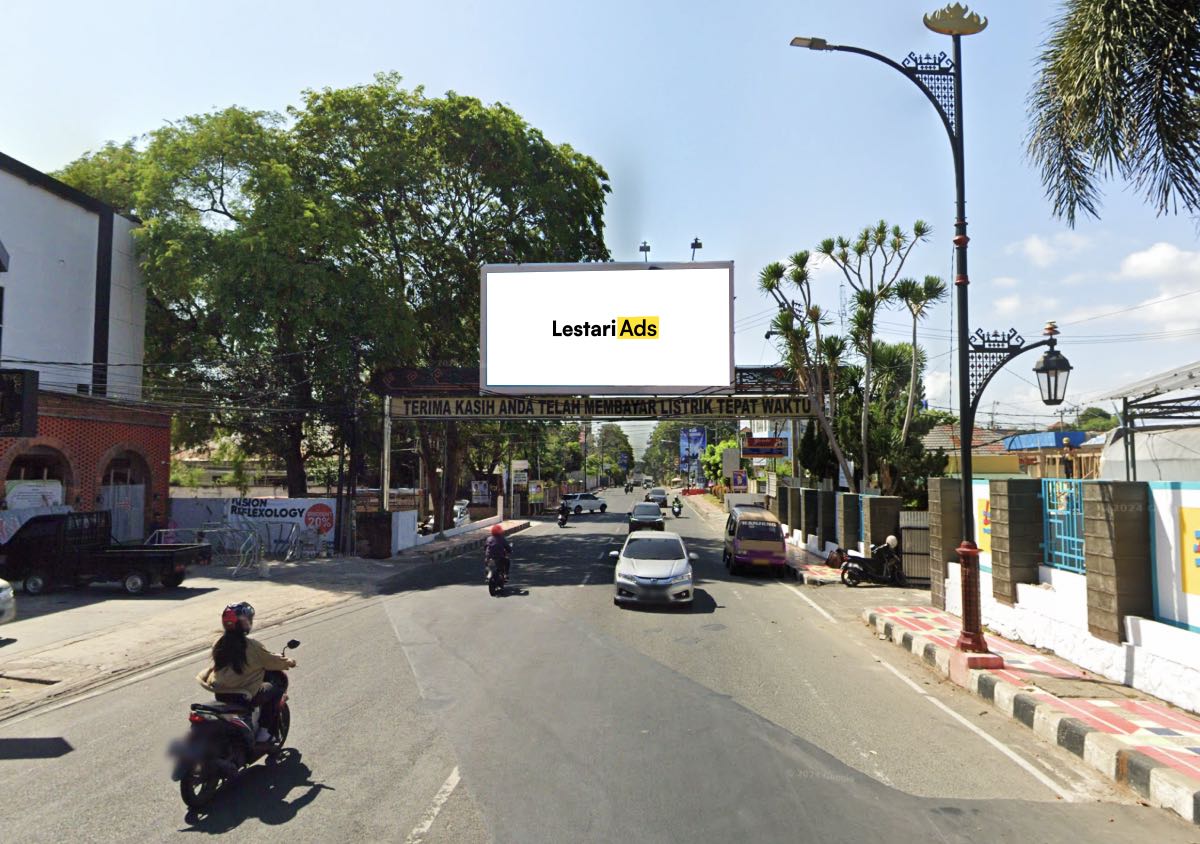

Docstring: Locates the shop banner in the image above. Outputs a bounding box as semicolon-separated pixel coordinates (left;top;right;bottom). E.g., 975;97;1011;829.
226;497;337;536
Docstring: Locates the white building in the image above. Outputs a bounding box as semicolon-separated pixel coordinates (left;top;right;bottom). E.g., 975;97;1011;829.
0;152;145;399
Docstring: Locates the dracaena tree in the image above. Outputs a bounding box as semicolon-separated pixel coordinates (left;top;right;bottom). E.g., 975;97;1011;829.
760;252;857;491
893;275;948;445
815;220;930;489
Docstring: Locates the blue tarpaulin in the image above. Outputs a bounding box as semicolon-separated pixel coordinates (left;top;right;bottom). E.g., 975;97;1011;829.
1003;431;1088;451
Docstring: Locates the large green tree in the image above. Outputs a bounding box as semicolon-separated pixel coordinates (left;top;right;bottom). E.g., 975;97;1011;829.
290;75;610;527
1028;0;1200;224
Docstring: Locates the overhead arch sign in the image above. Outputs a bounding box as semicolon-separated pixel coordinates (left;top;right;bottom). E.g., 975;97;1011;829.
389;395;812;420
481;262;734;395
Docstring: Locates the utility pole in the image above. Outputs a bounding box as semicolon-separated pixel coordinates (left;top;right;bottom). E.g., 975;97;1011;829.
380;396;392;512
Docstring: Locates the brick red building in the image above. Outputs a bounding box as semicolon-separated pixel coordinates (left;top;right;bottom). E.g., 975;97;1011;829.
0;391;170;536
1;152;166;539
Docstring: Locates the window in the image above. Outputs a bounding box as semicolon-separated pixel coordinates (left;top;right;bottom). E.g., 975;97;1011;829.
633;504;660;516
737;520;782;541
623;537;686;560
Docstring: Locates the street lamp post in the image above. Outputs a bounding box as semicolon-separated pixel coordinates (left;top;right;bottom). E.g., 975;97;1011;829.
792;5;1007;655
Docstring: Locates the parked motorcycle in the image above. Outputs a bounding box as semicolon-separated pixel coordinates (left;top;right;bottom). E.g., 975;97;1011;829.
171;639;301;809
839;536;906;587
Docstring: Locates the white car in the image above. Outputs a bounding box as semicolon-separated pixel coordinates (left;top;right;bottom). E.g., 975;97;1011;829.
563;492;607;514
0;577;15;625
609;531;697;608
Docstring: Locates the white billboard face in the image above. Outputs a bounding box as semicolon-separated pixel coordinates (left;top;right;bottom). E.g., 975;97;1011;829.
481;262;733;394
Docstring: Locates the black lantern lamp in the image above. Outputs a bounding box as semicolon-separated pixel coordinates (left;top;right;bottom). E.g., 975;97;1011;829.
1033;323;1072;406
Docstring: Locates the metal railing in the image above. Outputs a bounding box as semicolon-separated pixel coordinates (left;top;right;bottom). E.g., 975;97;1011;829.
1042;478;1085;573
145;525;262;576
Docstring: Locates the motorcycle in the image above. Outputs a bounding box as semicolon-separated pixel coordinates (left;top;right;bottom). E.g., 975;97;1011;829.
171;638;301;809
838;536;906;587
486;547;512;596
671;501;682;517
557;510;568;528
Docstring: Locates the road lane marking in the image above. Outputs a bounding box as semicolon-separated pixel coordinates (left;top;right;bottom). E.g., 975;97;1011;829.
405;766;461;843
579;572;592;587
870;653;1076;802
782;583;836;622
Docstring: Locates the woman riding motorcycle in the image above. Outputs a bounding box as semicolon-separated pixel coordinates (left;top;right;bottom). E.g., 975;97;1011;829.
484;524;512;579
196;602;295;743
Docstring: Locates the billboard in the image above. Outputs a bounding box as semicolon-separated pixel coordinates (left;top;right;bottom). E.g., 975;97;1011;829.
481;262;734;395
742;437;789;457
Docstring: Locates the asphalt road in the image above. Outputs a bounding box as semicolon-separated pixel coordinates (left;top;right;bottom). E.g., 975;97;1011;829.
0;489;1193;842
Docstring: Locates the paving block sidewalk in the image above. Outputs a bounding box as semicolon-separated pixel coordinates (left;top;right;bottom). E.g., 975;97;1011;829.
865;605;1200;824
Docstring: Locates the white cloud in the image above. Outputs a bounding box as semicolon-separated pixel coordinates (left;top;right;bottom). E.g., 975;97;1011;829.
1007;233;1090;268
924;370;951;406
991;276;1020;289
1118;242;1200;279
995;294;1022;315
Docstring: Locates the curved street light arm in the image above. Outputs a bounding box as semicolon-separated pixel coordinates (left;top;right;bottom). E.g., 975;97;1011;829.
823;44;958;151
965;336;1055;422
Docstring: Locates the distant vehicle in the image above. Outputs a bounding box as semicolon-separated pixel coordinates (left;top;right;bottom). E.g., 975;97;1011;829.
610;531;697;608
0;511;209;596
642;479;653;490
628;503;665;533
0;578;14;624
723;505;787;578
644;487;669;508
562;492;607;514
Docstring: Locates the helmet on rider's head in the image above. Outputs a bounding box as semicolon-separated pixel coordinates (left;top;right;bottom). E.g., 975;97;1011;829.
221;601;255;633
885;535;899;549
490;524;504;536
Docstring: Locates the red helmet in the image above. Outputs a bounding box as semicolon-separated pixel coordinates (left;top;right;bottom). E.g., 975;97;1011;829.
490;524;504;536
221;602;255;632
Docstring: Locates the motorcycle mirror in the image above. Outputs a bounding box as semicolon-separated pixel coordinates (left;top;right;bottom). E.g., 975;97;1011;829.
286;639;301;650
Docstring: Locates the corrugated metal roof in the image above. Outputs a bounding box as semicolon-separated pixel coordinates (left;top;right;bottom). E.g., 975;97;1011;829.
1003;431;1087;451
1101;359;1200;401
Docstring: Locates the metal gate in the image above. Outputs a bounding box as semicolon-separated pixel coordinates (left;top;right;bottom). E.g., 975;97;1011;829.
100;483;145;543
1042;478;1085;572
899;509;930;584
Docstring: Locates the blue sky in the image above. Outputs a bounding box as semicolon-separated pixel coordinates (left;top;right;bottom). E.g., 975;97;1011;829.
5;0;1198;451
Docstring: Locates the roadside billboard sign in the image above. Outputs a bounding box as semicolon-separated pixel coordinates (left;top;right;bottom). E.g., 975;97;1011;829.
731;469;748;492
742;437;788;457
721;447;741;477
528;480;545;503
481;262;734;395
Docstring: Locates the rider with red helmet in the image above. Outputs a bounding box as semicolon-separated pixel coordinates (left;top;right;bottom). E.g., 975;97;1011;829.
196;602;295;743
484;524;512;579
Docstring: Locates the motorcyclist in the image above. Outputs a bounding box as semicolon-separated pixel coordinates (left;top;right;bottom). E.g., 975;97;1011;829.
196;602;295;744
671;495;682;510
484;524;512;579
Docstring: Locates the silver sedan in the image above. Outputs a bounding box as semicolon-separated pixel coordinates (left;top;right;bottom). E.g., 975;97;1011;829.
609;531;697;608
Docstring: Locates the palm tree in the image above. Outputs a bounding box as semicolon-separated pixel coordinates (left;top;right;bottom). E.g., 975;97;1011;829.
894;275;947;445
1027;0;1200;224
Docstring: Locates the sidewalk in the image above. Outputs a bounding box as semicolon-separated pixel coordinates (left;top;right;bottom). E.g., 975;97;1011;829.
0;520;529;722
865;605;1200;824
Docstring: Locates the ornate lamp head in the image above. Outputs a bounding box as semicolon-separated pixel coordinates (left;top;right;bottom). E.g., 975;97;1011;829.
923;3;988;36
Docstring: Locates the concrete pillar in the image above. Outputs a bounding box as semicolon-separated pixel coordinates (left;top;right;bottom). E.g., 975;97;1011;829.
928;478;961;610
989;479;1044;606
836;493;860;550
816;490;836;548
862;496;901;547
788;487;802;537
776;486;790;527
801;488;818;541
1084;482;1153;644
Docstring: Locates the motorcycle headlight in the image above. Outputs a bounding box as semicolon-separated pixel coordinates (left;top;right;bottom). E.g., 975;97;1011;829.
616;569;638;584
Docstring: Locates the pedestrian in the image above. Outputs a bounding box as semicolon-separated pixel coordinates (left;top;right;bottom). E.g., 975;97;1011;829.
1061;438;1076;479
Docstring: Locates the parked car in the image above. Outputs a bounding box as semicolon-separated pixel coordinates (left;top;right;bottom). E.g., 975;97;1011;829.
0;511;210;596
628;503;666;533
610;531;697;608
644;487;669;508
562;492;608;514
723;504;787;577
0;577;14;624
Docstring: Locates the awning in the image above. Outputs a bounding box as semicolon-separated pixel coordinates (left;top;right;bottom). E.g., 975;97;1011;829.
1003;431;1087;451
1101;359;1200;401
